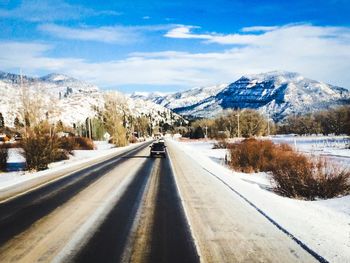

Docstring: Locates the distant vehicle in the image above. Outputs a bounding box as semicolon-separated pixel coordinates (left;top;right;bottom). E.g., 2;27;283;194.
150;142;167;158
14;134;22;141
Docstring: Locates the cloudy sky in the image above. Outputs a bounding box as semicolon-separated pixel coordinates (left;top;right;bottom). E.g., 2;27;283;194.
0;0;349;92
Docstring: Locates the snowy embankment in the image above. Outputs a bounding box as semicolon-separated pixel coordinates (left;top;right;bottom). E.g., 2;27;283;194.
270;135;350;168
0;141;145;196
173;138;350;262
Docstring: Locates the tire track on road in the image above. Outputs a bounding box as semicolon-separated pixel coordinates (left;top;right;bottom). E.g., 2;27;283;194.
72;157;154;263
0;142;151;247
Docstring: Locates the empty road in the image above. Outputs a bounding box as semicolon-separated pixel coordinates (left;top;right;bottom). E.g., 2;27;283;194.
0;140;322;263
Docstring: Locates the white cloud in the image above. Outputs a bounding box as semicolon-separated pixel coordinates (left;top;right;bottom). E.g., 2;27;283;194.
38;23;174;43
0;0;119;22
165;25;259;45
241;26;279;32
1;24;350;90
38;24;136;43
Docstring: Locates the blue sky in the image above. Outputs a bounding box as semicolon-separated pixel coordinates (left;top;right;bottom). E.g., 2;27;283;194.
0;0;350;92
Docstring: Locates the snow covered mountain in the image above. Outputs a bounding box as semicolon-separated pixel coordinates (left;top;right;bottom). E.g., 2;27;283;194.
130;84;228;110
0;71;184;127
137;71;350;121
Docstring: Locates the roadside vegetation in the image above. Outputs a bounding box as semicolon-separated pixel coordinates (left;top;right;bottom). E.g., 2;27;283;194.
181;106;350;140
0;87;184;172
183;109;274;139
228;138;350;200
0;144;8;172
278;106;350;135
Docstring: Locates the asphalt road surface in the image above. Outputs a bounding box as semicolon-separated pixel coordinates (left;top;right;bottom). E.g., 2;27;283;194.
0;140;322;263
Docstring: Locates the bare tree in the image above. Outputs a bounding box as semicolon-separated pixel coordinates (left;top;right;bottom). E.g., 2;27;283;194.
102;92;129;146
18;77;58;135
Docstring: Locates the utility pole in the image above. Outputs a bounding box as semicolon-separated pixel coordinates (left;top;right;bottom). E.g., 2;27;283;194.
237;111;240;138
20;69;27;137
267;111;270;137
89;118;92;140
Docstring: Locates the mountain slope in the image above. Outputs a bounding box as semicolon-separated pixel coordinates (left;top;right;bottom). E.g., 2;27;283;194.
0;71;183;127
130;84;228;110
142;71;350;121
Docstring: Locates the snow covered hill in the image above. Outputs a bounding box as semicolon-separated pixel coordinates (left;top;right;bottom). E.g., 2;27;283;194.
0;71;184;127
136;71;350;121
130;84;228;110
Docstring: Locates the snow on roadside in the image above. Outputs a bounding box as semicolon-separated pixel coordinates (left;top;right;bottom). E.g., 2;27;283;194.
0;141;143;191
269;135;350;168
172;138;350;262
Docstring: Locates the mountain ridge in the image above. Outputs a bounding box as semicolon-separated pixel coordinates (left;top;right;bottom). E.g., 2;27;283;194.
0;71;184;128
134;71;350;121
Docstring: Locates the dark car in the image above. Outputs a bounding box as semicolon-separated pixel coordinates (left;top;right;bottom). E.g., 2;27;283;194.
150;142;167;158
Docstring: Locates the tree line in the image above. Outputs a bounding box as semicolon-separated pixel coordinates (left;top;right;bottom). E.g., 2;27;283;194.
277;106;350;135
183;109;274;139
180;105;350;139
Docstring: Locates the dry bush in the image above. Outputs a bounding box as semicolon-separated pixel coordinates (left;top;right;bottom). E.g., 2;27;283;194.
229;138;350;199
129;136;137;144
51;149;69;162
58;137;77;154
2;142;22;148
271;153;350;199
22;135;94;171
73;137;95;150
21;135;64;171
313;160;350;199
229;138;277;172
269;150;314;198
58;136;94;152
0;144;8;171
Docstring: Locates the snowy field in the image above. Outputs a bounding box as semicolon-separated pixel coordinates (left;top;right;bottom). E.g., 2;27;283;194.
0;141;142;191
174;137;350;262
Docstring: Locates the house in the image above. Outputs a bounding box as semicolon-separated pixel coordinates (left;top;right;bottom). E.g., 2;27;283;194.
0;134;10;143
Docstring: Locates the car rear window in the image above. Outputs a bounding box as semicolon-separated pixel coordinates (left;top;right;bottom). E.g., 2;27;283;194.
152;143;165;150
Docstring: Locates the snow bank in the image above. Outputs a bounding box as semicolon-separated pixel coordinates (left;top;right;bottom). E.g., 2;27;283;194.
172;139;350;262
0;141;143;192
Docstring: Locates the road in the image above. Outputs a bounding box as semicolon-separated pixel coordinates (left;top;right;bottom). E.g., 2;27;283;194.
0;140;321;263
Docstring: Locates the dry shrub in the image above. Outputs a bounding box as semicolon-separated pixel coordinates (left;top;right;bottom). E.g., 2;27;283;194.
58;137;77;154
129;136;137;144
58;136;94;151
22;135;64;171
229;138;350;199
271;153;350;199
0;144;8;171
229;138;276;172
73;137;95;150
